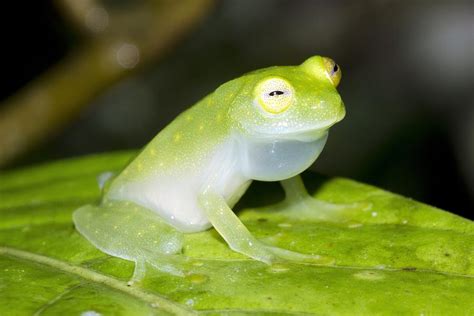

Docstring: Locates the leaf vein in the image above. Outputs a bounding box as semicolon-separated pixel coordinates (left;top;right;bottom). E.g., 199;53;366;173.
0;246;196;316
33;284;81;316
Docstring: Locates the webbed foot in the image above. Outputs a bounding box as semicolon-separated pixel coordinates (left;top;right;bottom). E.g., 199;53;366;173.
258;175;372;222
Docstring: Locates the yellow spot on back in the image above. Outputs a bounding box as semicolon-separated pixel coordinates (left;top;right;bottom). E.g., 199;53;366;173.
173;132;182;142
198;124;204;131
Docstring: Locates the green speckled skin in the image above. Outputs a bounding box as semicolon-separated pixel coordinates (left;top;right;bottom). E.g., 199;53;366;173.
73;56;351;281
111;57;343;181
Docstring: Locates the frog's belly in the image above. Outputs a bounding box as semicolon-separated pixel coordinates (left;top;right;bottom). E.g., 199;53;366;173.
106;139;247;233
107;175;212;233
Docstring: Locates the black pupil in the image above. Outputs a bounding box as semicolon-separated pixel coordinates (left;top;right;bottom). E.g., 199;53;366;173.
333;64;339;72
269;90;284;96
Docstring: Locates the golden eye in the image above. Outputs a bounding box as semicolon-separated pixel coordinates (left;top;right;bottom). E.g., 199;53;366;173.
322;57;342;87
255;78;294;114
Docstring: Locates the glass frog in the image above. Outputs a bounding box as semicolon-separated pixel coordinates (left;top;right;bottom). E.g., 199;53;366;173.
74;55;359;282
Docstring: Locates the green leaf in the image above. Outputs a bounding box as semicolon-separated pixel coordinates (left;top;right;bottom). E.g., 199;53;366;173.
1;151;473;315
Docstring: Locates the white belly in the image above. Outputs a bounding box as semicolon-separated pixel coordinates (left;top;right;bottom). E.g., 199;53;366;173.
107;140;248;233
108;175;211;232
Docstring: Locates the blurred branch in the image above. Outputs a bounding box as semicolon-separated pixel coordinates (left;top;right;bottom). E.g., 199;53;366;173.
0;0;215;167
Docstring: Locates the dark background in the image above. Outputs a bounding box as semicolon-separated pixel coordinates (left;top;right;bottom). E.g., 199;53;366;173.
0;1;472;219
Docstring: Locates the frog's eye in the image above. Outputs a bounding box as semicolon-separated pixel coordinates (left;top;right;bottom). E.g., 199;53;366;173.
322;57;342;87
255;78;294;114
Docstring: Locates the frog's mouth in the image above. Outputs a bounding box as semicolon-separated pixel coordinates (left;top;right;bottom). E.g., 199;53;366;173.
284;104;345;141
251;125;331;143
281;128;329;142
246;103;345;142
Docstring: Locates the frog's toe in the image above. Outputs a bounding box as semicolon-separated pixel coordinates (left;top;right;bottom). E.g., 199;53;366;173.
264;245;335;265
259;197;372;222
147;254;187;277
128;261;147;286
335;200;372;212
128;255;187;285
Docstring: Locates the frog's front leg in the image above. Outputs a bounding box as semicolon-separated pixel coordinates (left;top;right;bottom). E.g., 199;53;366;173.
198;190;332;264
277;175;371;221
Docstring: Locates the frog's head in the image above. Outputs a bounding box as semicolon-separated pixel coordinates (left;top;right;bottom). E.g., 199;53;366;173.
225;55;346;181
228;55;345;142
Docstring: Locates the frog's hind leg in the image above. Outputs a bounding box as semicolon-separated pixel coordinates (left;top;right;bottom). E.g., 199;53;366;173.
273;175;371;221
73;201;186;282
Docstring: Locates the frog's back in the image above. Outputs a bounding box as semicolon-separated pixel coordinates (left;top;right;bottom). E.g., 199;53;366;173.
104;80;245;232
119;75;247;178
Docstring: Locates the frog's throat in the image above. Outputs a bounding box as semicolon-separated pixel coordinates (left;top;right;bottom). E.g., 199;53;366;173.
238;132;328;181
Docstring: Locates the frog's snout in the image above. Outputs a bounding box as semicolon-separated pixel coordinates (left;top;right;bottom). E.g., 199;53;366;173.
336;101;346;122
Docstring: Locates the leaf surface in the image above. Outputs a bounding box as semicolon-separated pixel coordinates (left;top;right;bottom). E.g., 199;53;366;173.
0;152;472;315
